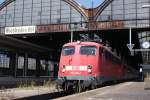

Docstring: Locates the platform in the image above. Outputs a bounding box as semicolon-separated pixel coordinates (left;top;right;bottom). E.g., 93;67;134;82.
55;82;150;100
0;85;56;100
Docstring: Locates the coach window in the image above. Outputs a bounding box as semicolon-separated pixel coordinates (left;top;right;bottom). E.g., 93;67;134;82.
40;60;46;70
62;46;75;56
28;58;36;70
80;46;96;56
48;61;54;72
0;53;10;68
48;61;55;77
18;56;24;69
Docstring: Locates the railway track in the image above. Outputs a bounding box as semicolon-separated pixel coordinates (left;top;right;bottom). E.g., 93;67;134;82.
9;80;133;100
13;83;109;100
14;90;74;100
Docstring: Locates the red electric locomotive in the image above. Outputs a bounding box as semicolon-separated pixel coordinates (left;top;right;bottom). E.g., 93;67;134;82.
56;41;138;92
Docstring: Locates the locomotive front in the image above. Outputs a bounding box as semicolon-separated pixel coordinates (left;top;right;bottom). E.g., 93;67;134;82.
57;42;98;91
56;41;99;92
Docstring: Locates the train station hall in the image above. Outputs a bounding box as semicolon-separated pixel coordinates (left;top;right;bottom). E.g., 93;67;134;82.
0;0;149;85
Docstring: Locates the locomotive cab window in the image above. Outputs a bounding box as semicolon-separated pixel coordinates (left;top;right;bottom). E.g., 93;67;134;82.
62;46;75;56
80;46;96;55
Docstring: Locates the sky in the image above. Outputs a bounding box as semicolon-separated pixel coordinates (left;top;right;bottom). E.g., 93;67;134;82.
0;0;3;4
75;0;103;8
0;0;103;8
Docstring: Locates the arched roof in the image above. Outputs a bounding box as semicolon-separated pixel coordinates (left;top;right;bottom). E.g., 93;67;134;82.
0;0;14;10
63;0;89;20
0;0;89;21
0;0;15;10
94;0;113;20
0;0;114;21
68;0;113;21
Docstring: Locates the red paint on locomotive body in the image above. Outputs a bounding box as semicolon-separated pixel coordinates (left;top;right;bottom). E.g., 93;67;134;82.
58;41;124;79
56;41;138;91
58;42;101;77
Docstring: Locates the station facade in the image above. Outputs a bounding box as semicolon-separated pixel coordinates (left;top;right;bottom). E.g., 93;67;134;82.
0;0;149;79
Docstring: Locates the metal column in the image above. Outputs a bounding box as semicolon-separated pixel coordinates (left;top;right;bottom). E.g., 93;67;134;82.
71;30;73;42
36;57;41;77
10;52;18;77
24;53;28;77
14;53;18;78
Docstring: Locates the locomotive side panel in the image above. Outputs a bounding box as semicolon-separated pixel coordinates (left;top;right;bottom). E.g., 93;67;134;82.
98;48;124;82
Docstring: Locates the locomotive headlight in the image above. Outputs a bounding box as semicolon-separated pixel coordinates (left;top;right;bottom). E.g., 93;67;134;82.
87;69;92;73
62;65;66;73
88;65;92;69
87;65;92;73
62;69;65;73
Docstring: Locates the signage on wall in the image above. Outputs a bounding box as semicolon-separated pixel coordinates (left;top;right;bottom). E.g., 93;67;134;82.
97;21;124;30
5;26;36;34
36;24;69;33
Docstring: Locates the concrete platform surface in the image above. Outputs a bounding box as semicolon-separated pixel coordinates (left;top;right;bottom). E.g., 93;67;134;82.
0;86;56;100
55;82;150;100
